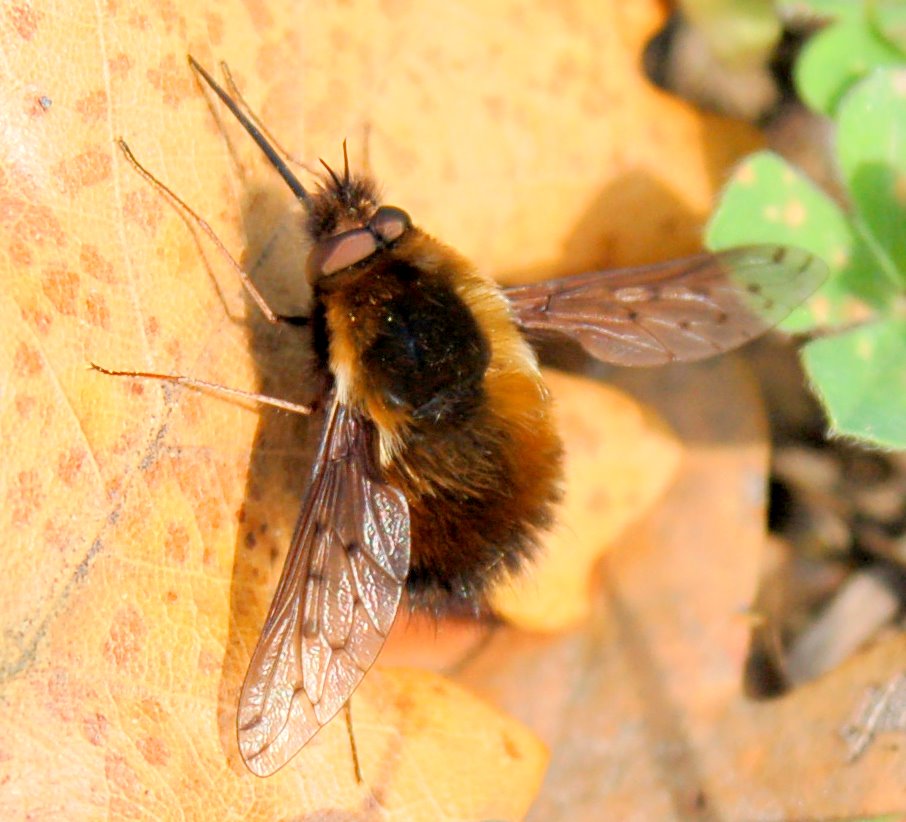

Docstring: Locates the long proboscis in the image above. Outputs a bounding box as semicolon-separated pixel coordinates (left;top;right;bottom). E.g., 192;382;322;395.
188;55;311;206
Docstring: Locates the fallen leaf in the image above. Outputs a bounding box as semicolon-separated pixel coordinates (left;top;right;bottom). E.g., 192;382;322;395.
490;370;682;631
452;359;906;819
354;668;548;820
0;0;767;818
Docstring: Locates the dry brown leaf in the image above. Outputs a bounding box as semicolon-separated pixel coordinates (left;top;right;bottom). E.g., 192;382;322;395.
0;0;774;818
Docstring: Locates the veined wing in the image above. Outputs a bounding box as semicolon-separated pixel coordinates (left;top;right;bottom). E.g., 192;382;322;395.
237;394;411;776
505;245;827;366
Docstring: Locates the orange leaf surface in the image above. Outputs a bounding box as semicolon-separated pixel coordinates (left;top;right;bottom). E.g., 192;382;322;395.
490;370;682;631
453;360;906;819
0;0;795;818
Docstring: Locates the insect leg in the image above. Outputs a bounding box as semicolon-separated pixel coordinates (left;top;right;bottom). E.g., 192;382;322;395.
274;314;310;327
90;363;312;416
116;139;281;325
343;700;363;784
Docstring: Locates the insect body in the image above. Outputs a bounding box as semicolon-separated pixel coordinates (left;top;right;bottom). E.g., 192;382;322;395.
145;59;828;776
311;193;563;607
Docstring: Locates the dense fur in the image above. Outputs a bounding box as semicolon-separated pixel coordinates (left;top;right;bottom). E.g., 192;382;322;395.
315;226;563;611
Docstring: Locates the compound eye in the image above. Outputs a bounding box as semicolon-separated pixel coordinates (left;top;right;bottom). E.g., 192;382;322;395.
306;228;378;282
369;206;411;244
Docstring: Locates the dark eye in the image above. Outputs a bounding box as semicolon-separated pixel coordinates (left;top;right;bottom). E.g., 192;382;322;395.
306;228;378;282
369;206;411;244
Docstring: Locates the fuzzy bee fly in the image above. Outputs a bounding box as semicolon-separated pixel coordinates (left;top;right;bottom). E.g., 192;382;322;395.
103;57;827;777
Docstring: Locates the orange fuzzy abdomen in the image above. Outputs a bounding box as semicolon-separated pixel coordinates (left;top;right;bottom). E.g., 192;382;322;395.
390;365;563;610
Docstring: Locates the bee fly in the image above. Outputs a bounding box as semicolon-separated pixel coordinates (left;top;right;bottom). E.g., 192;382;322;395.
98;57;827;777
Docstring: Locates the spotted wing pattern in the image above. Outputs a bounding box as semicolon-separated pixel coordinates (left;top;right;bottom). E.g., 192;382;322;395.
504;245;827;366
237;396;411;776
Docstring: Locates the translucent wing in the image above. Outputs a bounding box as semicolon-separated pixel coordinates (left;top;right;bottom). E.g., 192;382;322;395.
504;245;827;366
237;394;411;776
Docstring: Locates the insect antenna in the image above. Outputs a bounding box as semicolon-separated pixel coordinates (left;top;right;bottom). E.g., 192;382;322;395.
188;55;312;208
